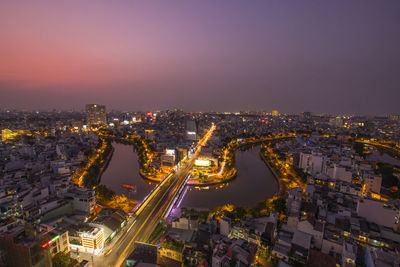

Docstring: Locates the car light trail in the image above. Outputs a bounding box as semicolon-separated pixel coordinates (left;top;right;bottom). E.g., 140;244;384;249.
135;173;173;215
164;174;191;219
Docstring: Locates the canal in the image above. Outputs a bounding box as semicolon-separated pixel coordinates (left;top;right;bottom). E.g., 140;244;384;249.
100;143;279;209
181;147;279;209
100;142;156;201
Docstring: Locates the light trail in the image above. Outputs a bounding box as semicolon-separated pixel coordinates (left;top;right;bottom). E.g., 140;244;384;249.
164;174;191;219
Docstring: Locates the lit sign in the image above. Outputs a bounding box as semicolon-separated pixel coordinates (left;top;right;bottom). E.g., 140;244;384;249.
41;235;60;248
187;131;196;135
195;160;211;166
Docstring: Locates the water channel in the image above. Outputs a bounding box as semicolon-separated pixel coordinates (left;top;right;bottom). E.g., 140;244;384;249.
100;142;279;209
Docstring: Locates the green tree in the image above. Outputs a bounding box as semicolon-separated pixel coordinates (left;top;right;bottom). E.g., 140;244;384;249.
293;166;308;183
96;185;116;203
52;251;71;267
272;196;286;214
353;142;364;157
376;162;398;188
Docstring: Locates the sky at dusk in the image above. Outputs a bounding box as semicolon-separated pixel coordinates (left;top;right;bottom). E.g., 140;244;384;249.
0;0;399;114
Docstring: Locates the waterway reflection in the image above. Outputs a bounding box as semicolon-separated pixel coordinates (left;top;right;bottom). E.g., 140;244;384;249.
101;143;278;209
100;142;156;201
181;147;279;209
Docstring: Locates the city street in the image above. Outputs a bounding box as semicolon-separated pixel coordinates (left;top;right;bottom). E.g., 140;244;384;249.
84;126;215;267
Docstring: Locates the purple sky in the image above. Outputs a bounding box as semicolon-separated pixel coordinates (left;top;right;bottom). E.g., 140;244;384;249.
0;0;399;114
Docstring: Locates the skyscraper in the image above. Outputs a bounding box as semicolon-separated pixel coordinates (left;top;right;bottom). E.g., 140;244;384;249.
185;120;197;141
85;104;107;126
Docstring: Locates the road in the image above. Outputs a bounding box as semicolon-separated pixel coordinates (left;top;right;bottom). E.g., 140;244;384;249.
91;125;215;267
357;139;400;158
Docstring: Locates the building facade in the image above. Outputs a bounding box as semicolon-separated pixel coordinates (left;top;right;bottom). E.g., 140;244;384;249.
85;104;107;126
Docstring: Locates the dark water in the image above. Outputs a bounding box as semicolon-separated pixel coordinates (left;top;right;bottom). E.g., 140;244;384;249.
181;147;279;209
101;143;279;208
100;142;156;201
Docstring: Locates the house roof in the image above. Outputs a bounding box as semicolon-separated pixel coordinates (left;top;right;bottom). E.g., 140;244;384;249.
308;249;336;267
291;230;311;249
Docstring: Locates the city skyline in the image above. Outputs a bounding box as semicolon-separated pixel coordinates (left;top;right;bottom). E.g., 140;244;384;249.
1;2;400;265
0;106;397;118
1;0;399;114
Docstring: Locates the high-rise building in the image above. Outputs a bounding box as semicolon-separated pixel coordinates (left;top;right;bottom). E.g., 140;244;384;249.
185;120;197;141
85;104;107;126
329;116;344;128
272;110;279;116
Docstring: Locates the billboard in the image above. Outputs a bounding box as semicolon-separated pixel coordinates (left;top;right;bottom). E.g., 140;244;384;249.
195;160;211;167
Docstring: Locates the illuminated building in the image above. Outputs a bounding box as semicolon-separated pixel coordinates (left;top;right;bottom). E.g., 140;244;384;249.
165;148;176;156
363;175;382;195
272;110;279;116
194;159;211;167
185;120;197;141
69;226;104;255
1;129;27;142
85;104;107;126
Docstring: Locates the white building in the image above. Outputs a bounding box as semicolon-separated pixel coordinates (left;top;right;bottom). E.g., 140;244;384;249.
220;217;231;237
299;153;312;174
69;226;104;255
311;152;325;175
64;187;96;215
327;163;352;183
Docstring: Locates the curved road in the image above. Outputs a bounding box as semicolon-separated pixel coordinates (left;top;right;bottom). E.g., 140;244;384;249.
92;125;215;267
